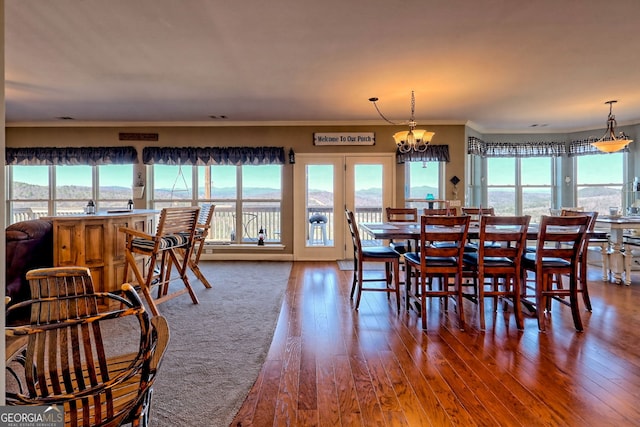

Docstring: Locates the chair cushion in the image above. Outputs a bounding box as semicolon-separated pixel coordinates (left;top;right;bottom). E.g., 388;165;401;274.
433;241;479;252
309;214;328;223
389;241;409;254
362;246;400;258
132;234;190;251
404;252;457;266
463;252;514;267
522;252;571;268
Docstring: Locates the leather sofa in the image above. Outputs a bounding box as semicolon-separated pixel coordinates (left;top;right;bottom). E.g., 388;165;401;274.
5;219;54;322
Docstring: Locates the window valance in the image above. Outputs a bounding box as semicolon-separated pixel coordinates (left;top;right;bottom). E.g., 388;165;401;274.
396;145;450;164
5;146;138;165
467;137;566;158
142;146;285;165
567;138;629;156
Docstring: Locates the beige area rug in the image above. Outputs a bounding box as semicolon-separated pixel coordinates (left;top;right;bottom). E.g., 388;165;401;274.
145;261;292;426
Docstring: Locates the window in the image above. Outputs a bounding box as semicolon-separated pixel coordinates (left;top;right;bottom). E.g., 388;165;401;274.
576;153;624;215
486;157;554;220
8;164;134;224
152;164;283;243
405;161;443;209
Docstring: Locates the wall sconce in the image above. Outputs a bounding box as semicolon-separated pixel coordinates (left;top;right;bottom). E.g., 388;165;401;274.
288;148;295;164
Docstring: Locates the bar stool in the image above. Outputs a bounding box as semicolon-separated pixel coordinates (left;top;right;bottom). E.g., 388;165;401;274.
309;214;328;245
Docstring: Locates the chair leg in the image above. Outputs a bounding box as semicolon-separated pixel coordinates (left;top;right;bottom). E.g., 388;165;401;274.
569;274;584;332
420;272;427;330
478;271;486;330
536;274;547;332
392;260;400;313
512;274;524;331
350;258;358;299
455;275;465;331
580;260;592;311
355;261;364;310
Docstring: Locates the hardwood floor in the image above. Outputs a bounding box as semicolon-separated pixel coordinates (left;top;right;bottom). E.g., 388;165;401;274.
232;262;640;426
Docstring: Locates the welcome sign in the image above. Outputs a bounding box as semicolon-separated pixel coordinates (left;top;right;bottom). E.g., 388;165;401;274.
313;132;375;146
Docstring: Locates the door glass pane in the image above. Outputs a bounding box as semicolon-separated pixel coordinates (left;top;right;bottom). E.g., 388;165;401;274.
306;164;333;247
354;164;383;244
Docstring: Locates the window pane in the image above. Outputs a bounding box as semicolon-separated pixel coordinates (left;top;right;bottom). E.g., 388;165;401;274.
521;157;551;186
98;165;134;207
211;202;236;242
577;153;623;184
487;187;515;215
56;165;92;200
198;165;237;199
576;185;623;214
406;161;439;199
523;187;552;222
577;154;624;214
153;165;192;199
12;165;49;199
487;158;515;185
242;165;281;199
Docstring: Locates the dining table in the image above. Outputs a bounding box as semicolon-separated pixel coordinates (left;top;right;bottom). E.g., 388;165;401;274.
359;220;611;280
595;216;640;285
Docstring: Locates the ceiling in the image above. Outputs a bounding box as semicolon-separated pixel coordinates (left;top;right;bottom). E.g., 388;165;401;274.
6;0;640;133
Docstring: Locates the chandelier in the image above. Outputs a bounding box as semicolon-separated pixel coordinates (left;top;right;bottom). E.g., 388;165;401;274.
369;91;434;153
589;100;633;153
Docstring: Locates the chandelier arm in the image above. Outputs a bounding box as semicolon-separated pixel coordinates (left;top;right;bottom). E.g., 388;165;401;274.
370;99;403;126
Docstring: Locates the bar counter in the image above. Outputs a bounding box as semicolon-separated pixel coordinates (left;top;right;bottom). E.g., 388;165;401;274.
43;209;158;294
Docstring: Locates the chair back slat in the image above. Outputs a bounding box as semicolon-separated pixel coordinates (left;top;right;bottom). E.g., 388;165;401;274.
419;215;470;261
386;207;418;222
423;207;451;216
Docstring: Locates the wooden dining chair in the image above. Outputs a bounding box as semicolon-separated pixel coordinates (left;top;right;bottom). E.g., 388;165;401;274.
462;206;495;219
5;266;170;427
346;209;401;312
423;207;451;216
559;210;599;311
521;214;590;331
404;215;470;330
385;207;418;255
463;215;530;330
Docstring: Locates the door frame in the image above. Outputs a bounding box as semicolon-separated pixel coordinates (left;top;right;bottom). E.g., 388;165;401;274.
292;153;396;261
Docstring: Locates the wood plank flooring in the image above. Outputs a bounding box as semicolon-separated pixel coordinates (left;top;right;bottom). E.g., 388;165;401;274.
232;262;640;426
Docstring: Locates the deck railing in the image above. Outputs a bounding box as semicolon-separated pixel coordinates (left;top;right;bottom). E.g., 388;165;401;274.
11;206;384;243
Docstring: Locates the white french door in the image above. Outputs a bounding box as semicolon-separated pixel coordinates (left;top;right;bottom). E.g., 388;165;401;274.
293;154;395;261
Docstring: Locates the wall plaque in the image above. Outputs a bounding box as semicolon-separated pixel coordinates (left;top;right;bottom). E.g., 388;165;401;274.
313;132;375;146
119;132;159;141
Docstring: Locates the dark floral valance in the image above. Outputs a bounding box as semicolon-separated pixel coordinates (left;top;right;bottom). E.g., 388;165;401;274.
467;137;566;158
142;146;285;165
567;138;630;156
396;145;450;164
5;146;138;165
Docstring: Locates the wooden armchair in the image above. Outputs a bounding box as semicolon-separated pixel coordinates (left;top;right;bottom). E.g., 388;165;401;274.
120;206;201;316
5;266;169;427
